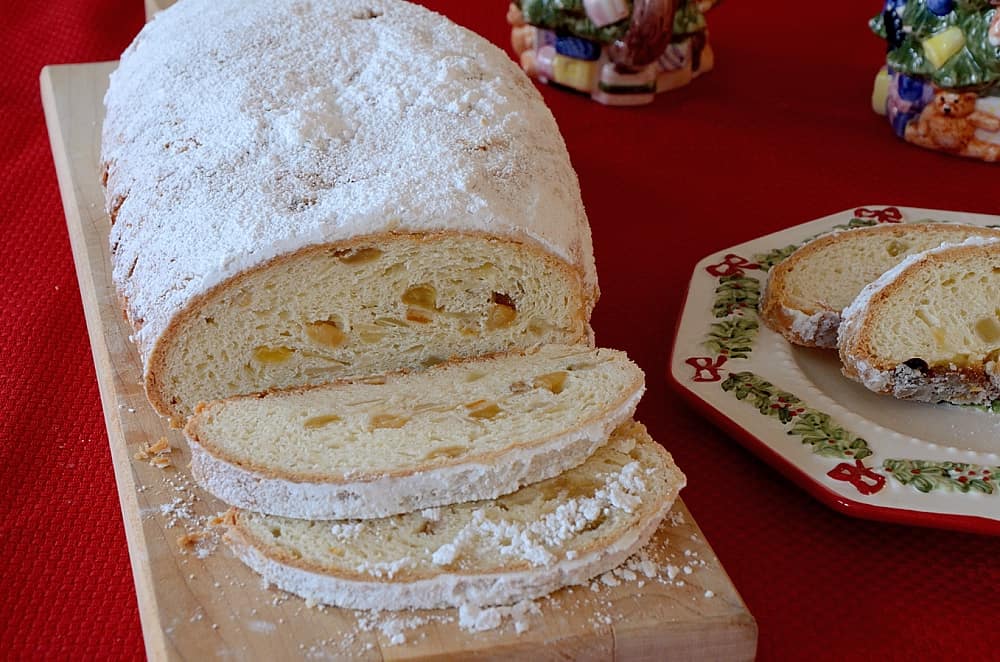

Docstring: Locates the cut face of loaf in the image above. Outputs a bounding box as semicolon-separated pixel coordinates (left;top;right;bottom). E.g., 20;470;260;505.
760;223;1000;348
149;233;591;423
185;345;644;519
223;421;685;610
839;239;1000;404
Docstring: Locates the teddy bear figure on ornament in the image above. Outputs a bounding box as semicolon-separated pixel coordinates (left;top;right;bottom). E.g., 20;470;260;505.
871;0;1000;161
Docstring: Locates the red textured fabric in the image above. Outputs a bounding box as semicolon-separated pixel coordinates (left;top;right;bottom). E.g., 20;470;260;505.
4;1;999;660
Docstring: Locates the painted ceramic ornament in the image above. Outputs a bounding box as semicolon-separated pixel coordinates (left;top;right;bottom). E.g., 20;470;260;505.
870;0;1000;161
507;0;719;106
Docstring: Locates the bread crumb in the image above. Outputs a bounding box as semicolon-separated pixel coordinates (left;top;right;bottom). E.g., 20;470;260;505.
150;455;173;469
178;531;207;551
149;437;170;454
135;436;173;468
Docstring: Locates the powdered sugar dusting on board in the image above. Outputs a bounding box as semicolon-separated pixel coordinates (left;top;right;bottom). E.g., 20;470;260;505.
103;0;595;368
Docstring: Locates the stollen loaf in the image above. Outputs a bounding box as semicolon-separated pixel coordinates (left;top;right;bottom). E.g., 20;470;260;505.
839;238;1000;405
223;421;686;610
102;0;598;423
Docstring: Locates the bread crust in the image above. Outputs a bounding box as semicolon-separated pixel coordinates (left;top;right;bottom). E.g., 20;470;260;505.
839;239;1000;404
761;223;1000;349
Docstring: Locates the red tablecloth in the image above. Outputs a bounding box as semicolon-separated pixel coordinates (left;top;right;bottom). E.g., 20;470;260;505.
4;1;999;659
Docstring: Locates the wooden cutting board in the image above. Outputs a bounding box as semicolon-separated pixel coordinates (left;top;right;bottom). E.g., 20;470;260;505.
40;61;757;661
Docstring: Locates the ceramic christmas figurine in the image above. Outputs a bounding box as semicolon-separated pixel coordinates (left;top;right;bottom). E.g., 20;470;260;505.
507;0;718;106
871;0;1000;161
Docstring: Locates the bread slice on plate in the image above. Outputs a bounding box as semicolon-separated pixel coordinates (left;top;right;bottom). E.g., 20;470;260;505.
760;223;1000;348
186;345;644;519
839;238;1000;405
222;420;685;610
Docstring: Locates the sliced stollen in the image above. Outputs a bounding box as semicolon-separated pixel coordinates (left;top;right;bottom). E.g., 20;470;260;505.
103;0;598;424
222;420;685;610
760;223;1000;348
839;237;1000;405
186;345;645;519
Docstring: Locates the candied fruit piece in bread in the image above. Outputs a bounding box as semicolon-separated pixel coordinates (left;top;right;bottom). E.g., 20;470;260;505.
102;0;597;424
222;420;685;610
760;223;1000;348
185;345;645;519
839;238;1000;405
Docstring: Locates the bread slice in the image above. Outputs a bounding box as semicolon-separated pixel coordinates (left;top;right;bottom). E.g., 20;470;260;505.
186;345;644;519
839;238;1000;405
222;420;685;610
760;223;1000;348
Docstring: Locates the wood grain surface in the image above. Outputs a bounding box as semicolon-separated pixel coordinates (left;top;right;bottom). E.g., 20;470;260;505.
40;61;757;661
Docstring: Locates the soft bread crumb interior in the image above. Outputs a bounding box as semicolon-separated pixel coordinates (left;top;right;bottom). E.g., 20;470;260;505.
151;233;590;420
864;251;1000;368
193;346;639;477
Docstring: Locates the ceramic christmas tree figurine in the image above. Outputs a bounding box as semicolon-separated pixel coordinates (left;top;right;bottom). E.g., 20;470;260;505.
871;0;1000;160
507;0;717;105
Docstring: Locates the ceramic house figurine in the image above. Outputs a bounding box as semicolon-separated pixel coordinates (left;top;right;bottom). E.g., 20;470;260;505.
507;0;717;106
871;0;1000;161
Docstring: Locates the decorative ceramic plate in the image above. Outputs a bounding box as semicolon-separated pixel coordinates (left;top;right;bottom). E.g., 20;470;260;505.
670;205;1000;535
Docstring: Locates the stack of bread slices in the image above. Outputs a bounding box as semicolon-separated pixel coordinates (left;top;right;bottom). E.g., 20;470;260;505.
101;0;686;612
188;346;685;610
179;346;691;612
760;222;1000;405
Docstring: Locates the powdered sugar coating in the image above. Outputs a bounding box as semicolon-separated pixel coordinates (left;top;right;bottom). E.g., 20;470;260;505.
428;460;648;569
102;0;596;368
786;307;841;348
